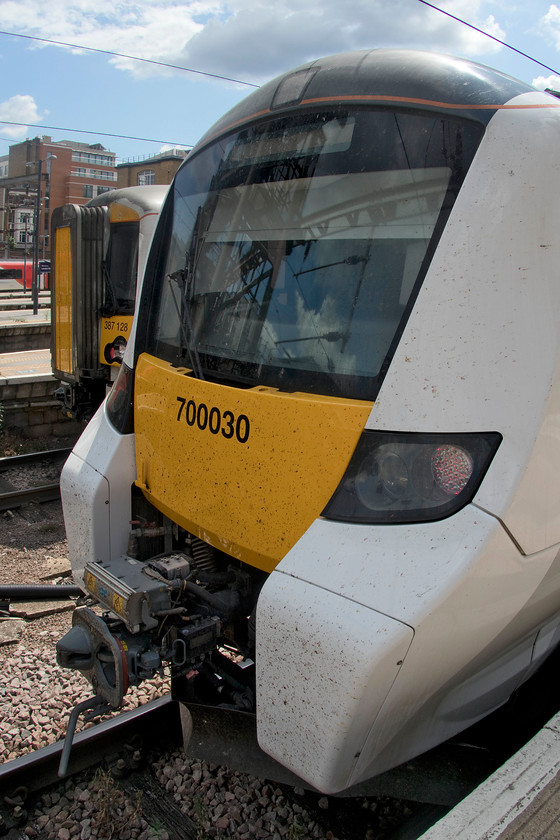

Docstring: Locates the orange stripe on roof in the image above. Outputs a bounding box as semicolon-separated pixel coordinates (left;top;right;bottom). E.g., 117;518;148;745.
198;95;560;147
301;94;560;110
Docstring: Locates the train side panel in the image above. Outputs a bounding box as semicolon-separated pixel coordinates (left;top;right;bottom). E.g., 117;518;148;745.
369;92;560;553
255;93;560;787
0;259;47;290
61;404;136;585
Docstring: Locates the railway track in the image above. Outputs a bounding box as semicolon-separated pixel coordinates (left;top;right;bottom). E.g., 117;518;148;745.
2;648;559;840
0;695;181;795
0;693;448;840
0;448;71;512
1;656;558;840
0;697;202;840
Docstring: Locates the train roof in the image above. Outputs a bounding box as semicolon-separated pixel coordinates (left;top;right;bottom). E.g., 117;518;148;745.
86;184;169;214
192;49;537;153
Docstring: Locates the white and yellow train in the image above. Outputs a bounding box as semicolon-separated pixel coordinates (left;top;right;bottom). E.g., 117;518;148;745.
57;49;560;794
51;185;167;419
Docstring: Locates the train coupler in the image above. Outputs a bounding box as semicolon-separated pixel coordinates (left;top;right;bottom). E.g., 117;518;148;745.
56;608;133;708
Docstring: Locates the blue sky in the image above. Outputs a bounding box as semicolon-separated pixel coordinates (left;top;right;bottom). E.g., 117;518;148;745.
1;0;560;164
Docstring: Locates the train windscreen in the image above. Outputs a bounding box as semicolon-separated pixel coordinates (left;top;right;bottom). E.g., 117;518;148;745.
103;221;139;315
143;109;483;399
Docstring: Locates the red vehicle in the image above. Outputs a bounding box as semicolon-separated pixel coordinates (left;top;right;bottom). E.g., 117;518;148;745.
0;259;50;291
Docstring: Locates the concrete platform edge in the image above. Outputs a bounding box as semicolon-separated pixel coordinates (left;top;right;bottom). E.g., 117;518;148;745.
418;710;560;839
0;372;55;387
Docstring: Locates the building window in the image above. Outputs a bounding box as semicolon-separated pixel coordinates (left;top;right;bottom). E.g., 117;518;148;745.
83;185;94;198
73;168;116;181
138;169;155;186
96;186;112;196
72;152;115;167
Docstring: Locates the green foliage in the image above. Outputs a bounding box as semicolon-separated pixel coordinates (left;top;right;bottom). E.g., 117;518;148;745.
90;768;143;840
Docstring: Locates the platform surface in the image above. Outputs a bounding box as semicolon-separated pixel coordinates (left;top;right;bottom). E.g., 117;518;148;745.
419;710;560;839
0;306;51;326
0;348;52;380
0;301;53;380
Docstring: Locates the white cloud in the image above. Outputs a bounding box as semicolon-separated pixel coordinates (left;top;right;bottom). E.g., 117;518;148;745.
540;4;560;50
178;0;507;83
0;94;42;137
532;72;560;90
0;0;207;77
0;0;511;84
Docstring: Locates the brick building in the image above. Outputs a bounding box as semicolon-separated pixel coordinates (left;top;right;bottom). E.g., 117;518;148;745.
0;136;117;260
116;147;187;189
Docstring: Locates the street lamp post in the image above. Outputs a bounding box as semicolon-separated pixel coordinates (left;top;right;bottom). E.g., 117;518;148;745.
26;153;56;315
26;159;42;314
23;216;28;295
43;154;57;258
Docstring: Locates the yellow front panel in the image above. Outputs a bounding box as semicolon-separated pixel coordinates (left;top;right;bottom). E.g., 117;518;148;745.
99;315;133;366
54;225;73;374
109;202;140;223
135;354;373;572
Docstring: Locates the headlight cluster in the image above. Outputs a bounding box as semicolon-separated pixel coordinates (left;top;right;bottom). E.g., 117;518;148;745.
322;431;501;524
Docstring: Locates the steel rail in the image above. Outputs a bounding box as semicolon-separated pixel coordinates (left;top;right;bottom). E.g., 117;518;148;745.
0;448;72;471
0;695;182;796
0;448;72;511
0;482;61;512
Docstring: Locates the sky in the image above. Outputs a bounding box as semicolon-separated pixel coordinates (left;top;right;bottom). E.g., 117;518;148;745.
2;0;560;165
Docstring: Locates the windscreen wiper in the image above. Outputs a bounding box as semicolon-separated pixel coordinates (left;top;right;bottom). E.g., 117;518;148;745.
166;205;207;380
167;269;205;380
100;259;119;317
275;331;342;344
293;254;367;278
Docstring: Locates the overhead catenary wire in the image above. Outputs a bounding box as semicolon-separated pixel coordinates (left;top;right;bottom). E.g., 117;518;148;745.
0;28;259;89
0;27;260;151
417;0;560;78
0;119;190;149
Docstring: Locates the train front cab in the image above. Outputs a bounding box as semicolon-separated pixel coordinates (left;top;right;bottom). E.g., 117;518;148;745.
59;50;560;795
50;185;167;420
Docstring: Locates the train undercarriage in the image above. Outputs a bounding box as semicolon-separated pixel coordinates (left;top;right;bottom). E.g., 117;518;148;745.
57;488;264;719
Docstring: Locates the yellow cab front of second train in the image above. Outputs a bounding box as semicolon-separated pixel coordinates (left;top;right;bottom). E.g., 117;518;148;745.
51;185;167;420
